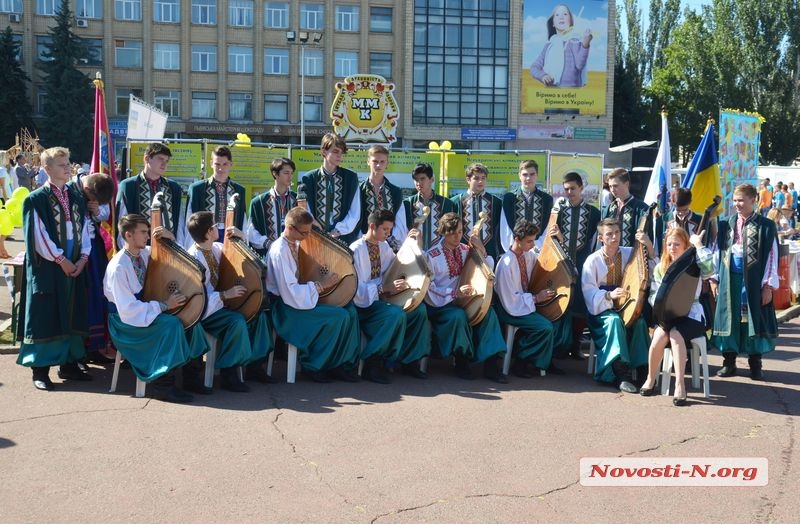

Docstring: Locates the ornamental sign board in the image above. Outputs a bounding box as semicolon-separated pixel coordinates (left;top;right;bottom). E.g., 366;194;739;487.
330;74;399;144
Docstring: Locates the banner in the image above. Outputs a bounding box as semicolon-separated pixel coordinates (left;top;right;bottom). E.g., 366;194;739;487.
128;142;203;194
644;111;671;213
682;120;723;217
204;144;289;205
89;75;116;255
445;152;549;198
521;1;609;115
127;95;168;140
719;110;763;217
547;152;604;207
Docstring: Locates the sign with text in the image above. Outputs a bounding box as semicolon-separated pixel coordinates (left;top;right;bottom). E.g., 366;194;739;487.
128;141;203;194
547;152;603;207
330;75;399;143
446;152;549;198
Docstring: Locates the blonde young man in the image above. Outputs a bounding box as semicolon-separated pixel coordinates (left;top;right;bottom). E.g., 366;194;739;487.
603;168;651;247
357;145;403;250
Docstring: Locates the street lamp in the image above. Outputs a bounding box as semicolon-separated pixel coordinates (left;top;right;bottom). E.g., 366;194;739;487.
287;30;323;147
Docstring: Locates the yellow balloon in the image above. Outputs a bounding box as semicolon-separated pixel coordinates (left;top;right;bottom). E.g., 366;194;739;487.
11;207;22;228
428;142;440;150
4;198;21;214
12;186;30;200
440;140;452;150
0;209;12;235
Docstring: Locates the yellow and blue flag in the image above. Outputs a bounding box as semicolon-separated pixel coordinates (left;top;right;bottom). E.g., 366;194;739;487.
682;119;722;215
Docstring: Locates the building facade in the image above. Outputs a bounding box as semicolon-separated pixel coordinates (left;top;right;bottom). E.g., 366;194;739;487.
4;0;615;154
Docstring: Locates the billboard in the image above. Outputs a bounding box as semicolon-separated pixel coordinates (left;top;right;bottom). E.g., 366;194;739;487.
521;1;609;115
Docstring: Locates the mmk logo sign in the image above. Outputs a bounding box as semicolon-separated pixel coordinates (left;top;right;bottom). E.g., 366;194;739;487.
330;75;399;143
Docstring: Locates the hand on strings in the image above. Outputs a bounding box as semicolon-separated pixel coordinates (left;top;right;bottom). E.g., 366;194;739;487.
608;287;628;301
535;288;555;304
408;228;421;240
153;226;175;242
320;272;340;290
458;284;475;298
222;285;246;300
166;292;187;310
225;226;245;240
549;224;564;243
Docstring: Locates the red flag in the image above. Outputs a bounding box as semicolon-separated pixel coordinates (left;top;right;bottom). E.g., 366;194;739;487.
90;75;118;255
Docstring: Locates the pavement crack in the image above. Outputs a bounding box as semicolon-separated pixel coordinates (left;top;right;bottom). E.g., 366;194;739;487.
754;384;796;522
0;407;144;424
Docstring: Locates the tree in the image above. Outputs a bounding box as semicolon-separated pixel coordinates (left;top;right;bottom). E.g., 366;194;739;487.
0;26;34;148
37;0;93;162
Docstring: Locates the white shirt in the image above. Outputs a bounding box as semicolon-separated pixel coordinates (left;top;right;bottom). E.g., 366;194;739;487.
187;242;225;320
349;236;395;308
581;246;636;316
103;247;163;327
265;235;319;310
494;249;538;316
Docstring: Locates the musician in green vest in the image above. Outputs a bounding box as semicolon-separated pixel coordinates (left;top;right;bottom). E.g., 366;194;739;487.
247;157;298;256
451;163;504;260
17;147;92;390
184;145;247;247
393;162;456;251
603;168;650;247
500;159;552;252
712;183;779;381
115;142;184;248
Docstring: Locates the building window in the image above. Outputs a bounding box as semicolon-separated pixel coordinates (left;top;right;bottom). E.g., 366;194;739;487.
81;38;103;66
35;0;57;15
36;35;53;62
76;0;102;18
229;93;252;121
1;1;22;14
369;52;392;78
154;90;181;117
11;33;22;62
115;0;141;20
412;1;508;126
303;95;323;123
300;3;323;30
334;51;358;78
335;5;358;32
264;94;288;121
264;2;288;28
36;88;47;114
303;49;323;76
192;91;217;119
115;39;142;68
228;46;253;73
191;44;217;71
154;42;180;70
264;48;288;75
154;0;179;23
228;0;252;27
116;88;143;115
369;7;392;33
191;0;216;25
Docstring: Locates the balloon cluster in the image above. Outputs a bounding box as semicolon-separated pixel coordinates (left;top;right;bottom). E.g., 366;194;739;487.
0;187;28;235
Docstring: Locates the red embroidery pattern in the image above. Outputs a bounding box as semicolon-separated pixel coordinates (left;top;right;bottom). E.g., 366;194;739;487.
443;245;465;278
366;240;381;279
515;251;529;290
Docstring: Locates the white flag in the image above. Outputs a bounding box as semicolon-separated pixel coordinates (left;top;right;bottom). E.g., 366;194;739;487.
644;111;671;212
127;95;168;140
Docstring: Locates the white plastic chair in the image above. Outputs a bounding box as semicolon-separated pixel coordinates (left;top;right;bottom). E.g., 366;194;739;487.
504;325;546;377
660;336;710;398
109;350;146;398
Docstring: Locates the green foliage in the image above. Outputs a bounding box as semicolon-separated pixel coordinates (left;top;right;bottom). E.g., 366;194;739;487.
36;0;94;162
0;26;34;147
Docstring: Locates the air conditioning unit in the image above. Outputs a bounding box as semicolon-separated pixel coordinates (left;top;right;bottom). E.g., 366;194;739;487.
9;13;21;23
76;19;89;28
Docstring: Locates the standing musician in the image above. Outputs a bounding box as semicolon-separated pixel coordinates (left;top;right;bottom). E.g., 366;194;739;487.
548;171;601;360
494;220;559;378
68;172;115;363
711;183;779;381
184;145;247;247
299;132;361;245
247;157;298;256
265;207;361;382
425;212;507;383
186;211;273;392
349;210;431;382
451;163;504;260
357;145;403;250
655;187;717;252
104;214;200;403
116;142;185;248
639;228;715;406
603;168;650;247
500;159;553;252
581;218;654;393
393;162;456;251
17;147;92;390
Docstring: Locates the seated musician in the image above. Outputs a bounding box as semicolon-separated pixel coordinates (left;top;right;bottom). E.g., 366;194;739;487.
639;228;715;406
265;207;361;382
103;214;202;403
425;212;507;383
247;157;298;257
350;209;431;382
186;211;274;392
493;220;559;378
581;218;653;393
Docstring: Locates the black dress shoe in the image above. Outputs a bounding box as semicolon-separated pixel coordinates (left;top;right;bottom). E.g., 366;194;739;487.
85;351;115;364
454;357;475;380
329;366;361;383
716;365;737;377
245;365;279;384
619;380;638;394
512;360;534;379
673;396;688;407
221;378;251;393
402;363;428;379
156;387;194;404
183;379;214;395
33;377;55;391
546;363;566;375
304;369;333;383
749;368;764;381
362;365;391;384
484;371;509;384
639;385;658;397
58;363;93;381
483;359;509;384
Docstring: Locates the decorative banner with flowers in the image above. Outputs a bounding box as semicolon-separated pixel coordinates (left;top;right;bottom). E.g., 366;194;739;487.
330;74;399;143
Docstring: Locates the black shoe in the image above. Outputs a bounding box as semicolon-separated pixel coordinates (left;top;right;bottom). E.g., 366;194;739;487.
673;396;688;407
512;360;534;379
58;363;92;381
221;377;250;393
619;380;638;394
304;369;332;383
454;357;474;380
716;365;737;377
569;349;587;361
329;365;360;383
154;386;194;404
639;385;658;397
245;364;278;384
748;355;763;381
749;367;764;381
183;378;213;395
546;363;566;375
362;363;391;384
483;359;509;384
32;376;55;391
402;362;428;379
85;351;115;364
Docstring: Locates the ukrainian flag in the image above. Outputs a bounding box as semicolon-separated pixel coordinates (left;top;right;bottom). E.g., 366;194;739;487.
682;120;722;215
